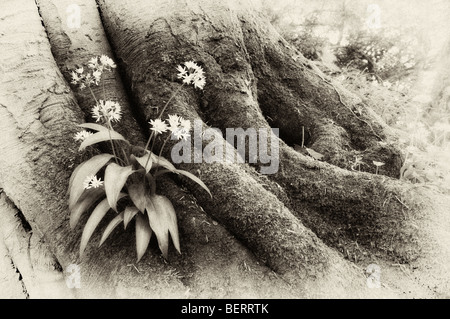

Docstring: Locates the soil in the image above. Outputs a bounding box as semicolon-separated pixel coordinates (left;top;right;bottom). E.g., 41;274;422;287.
1;189;448;299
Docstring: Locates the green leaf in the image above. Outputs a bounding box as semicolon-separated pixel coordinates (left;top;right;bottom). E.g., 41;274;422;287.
400;162;410;178
134;151;176;173
146;194;181;259
135;213;152;262
79;123;112;133
69;154;114;210
305;147;324;160
68;163;82;194
174;169;212;198
128;182;147;213
134;153;153;174
98;212;124;247
104;163;134;212
372;160;385;167
153;169;172;178
70;187;105;229
79;193;126;257
123;206;139;229
151;153;176;171
412;171;425;183
79;130;127;151
403;168;413;179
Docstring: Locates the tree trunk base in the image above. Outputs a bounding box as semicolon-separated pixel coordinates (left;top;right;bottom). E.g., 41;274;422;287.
0;0;449;298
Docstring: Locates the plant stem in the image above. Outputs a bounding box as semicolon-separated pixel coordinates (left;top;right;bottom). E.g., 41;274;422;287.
141;83;185;184
89;86;120;164
301;126;305;148
154;134;172;177
106;118;119;164
121;147;130;166
150;175;156;195
144;131;155;153
142;84;184;170
88;86;98;104
141;131;155;174
142;134;158;185
157;84;184;119
102;76;106;100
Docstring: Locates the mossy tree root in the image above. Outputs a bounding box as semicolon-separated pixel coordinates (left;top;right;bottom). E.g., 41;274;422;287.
98;0;424;267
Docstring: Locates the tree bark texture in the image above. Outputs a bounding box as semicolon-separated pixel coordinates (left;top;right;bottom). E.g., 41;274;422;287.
0;0;447;297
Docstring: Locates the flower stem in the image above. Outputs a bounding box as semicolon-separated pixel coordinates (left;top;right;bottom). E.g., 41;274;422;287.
102;76;106;100
90;86;121;164
88;86;98;104
157;84;184;119
144;131;155;153
154;134;172;177
301;126;305;148
106;118;119;164
141;83;184;183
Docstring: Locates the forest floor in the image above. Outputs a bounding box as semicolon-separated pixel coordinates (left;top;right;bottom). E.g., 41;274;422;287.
0;188;448;299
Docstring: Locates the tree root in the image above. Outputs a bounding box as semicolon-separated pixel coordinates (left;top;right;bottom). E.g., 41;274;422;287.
98;0;424;267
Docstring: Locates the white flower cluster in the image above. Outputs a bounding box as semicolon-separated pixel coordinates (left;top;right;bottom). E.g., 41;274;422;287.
73;130;94;142
71;55;116;89
83;175;104;189
149;114;191;140
92;100;122;123
177;61;206;89
88;55;116;71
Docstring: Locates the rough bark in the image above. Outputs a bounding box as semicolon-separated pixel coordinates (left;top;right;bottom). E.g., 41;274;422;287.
97;0;423;265
0;0;443;298
0;193;73;298
35;0;145;146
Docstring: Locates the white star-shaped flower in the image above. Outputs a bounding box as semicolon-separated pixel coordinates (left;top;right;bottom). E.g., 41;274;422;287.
176;61;206;90
74;130;94;142
167;114;181;131
90;175;104;188
88;57;99;70
83;175;104;189
149;118;168;135
100;55;116;69
179;118;191;131
92;100;122;123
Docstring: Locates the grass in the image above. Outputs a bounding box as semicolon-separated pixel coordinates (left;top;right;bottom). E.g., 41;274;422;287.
334;67;450;193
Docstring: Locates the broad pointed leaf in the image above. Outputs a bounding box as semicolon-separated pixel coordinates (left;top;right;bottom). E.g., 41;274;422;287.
146;194;181;259
412;171;425;183
134;153;153;174
70;187;105;229
68;163;82;194
79;130;127;151
400;163;410;178
153;195;181;255
98;212;124;247
174;169;212;198
128;182;147;213
104;163;134;211
69;154;114;210
151;153;176;171
403;168;414;179
123;206;139;229
79;123;112;133
153;169;171;178
79;193;126;257
135;213;152;262
305;147;324;160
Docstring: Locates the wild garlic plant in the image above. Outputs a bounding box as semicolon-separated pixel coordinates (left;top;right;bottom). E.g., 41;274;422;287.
69;57;210;262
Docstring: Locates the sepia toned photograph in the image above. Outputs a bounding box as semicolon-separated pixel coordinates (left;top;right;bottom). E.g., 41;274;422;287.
0;0;449;304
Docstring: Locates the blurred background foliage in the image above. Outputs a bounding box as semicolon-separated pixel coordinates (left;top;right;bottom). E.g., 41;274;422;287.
257;0;450;191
